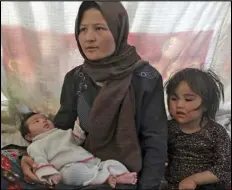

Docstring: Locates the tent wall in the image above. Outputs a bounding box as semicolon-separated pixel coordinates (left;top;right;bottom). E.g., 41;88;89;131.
1;1;231;116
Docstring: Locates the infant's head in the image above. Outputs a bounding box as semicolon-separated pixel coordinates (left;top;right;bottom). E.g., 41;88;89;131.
20;112;55;142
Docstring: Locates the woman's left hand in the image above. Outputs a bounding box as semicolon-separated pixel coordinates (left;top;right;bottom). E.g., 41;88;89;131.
178;177;197;190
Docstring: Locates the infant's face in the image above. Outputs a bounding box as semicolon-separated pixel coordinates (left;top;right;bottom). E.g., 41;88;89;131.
27;113;55;138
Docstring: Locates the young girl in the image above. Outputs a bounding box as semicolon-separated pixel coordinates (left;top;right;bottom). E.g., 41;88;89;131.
164;68;231;190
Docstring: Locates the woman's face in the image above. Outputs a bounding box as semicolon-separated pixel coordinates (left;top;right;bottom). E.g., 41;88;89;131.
78;8;116;61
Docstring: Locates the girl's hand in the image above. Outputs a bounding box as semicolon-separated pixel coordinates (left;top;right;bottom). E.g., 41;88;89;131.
179;177;197;190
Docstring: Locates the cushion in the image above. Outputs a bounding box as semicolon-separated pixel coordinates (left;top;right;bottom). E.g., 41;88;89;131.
1;124;29;148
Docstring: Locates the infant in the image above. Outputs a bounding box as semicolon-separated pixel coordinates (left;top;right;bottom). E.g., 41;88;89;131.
20;112;137;188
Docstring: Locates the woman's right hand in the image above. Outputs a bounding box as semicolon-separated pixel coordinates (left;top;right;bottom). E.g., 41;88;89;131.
21;156;40;183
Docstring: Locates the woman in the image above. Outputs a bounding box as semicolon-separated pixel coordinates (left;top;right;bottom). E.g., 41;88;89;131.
21;1;168;189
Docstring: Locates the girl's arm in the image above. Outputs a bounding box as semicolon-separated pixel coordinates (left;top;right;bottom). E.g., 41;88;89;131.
184;124;231;186
186;171;219;185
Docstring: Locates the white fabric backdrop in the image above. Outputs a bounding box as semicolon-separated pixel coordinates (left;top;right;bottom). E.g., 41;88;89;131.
1;1;231;117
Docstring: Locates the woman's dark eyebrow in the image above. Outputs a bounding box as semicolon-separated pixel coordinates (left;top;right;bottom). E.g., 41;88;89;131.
80;23;107;27
95;23;106;26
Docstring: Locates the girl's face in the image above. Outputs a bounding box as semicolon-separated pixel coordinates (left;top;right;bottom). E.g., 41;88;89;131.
78;8;116;61
168;81;205;125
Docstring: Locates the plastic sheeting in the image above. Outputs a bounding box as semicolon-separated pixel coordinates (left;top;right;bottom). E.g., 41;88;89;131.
1;1;231;117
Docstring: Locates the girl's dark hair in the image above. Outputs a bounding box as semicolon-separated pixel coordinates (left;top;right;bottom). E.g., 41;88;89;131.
20;112;37;141
164;68;224;120
75;1;100;42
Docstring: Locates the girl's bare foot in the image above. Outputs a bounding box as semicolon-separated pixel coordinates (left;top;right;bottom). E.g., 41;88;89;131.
108;175;117;188
116;172;137;185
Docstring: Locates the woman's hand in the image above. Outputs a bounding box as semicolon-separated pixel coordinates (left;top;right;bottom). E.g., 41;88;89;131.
21;156;39;183
179;177;197;190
